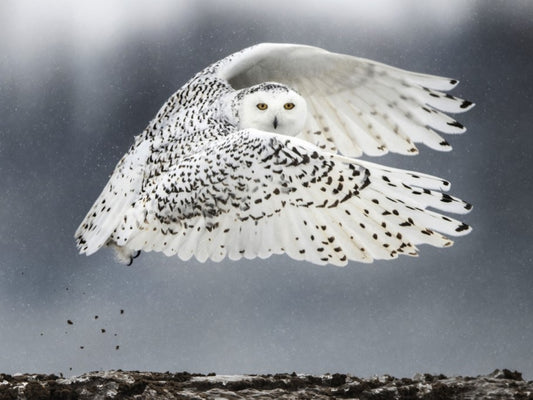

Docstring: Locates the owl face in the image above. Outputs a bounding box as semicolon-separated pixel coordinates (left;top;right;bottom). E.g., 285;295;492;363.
238;84;308;136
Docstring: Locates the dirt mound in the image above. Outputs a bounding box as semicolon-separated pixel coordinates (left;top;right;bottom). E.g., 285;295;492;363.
0;369;530;399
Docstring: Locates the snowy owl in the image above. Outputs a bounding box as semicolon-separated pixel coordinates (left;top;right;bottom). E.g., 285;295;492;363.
75;43;474;266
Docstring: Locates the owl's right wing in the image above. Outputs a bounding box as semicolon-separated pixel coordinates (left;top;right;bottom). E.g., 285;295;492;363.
115;129;471;266
215;43;474;157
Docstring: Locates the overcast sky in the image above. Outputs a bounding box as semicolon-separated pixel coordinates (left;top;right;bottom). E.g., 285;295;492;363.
0;0;532;379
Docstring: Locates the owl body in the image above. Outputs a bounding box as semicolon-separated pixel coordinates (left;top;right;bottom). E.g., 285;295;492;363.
76;43;473;266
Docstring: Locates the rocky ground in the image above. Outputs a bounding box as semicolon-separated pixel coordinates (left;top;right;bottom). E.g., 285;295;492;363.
0;369;531;399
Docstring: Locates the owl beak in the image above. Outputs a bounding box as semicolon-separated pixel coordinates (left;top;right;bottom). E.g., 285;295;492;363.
273;116;278;129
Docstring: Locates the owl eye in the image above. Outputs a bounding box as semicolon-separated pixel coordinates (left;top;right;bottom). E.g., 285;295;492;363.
284;103;295;110
256;103;268;110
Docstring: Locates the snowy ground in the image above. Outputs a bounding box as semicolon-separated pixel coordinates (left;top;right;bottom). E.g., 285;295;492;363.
0;369;530;399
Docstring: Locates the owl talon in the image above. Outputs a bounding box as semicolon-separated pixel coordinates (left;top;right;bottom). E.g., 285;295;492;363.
126;250;141;266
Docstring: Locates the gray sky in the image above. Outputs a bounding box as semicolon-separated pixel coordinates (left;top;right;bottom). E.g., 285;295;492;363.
1;0;532;378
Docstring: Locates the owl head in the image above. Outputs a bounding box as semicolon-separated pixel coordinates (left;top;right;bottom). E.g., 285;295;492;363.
238;82;307;136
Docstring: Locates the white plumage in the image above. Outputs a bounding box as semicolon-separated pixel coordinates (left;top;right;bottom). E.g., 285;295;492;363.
75;43;473;266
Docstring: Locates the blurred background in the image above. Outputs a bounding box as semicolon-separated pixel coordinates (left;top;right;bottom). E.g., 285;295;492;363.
1;0;532;379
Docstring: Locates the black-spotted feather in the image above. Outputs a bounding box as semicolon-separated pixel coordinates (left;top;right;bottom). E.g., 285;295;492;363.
108;130;470;265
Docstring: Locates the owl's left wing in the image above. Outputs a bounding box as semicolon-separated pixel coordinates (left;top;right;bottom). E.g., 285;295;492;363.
216;43;474;157
75;137;151;256
116;129;471;266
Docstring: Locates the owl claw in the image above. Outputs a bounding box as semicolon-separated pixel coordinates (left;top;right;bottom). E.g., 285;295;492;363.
126;251;141;266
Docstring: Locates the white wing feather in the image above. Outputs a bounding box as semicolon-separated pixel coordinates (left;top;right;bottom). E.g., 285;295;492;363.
217;43;474;157
110;130;471;266
75;138;150;257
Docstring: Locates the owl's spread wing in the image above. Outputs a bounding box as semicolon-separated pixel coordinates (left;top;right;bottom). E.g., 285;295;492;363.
216;43;474;157
75;138;151;256
114;129;471;266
